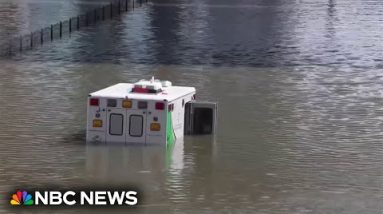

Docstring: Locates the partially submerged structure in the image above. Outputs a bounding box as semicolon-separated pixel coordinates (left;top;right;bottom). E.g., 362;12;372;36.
86;78;217;146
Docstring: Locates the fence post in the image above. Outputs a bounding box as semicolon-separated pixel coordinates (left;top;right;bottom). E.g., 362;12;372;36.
69;18;72;33
51;25;53;41
102;6;105;20
140;0;142;7
111;3;113;18
85;12;88;26
41;28;43;44
59;22;62;38
125;0;128;11
94;9;97;22
77;16;80;30
19;36;22;52
8;40;12;56
132;0;134;10
118;0;121;15
30;32;33;48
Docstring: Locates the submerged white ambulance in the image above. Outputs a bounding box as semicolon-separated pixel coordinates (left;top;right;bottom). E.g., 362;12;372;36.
86;77;217;146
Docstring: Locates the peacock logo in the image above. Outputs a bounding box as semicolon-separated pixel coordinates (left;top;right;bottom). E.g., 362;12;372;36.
10;190;34;206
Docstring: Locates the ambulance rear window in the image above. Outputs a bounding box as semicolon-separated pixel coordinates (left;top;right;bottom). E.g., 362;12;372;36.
109;114;124;135
129;115;143;137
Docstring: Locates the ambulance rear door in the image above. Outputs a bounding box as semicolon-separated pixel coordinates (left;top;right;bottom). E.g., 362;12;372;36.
106;98;126;144
126;100;147;144
184;101;217;135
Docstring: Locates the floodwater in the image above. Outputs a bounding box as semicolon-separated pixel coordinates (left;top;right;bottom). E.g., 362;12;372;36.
1;0;383;213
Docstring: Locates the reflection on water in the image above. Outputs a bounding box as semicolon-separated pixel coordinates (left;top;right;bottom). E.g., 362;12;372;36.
85;143;184;184
1;0;383;213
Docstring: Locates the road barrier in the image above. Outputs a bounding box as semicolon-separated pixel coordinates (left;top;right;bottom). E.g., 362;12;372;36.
0;0;148;57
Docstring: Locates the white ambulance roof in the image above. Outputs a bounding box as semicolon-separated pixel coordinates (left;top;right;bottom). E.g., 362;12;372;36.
89;83;195;101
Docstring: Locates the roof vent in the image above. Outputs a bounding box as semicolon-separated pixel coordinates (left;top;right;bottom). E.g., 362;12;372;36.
161;81;172;87
132;77;171;93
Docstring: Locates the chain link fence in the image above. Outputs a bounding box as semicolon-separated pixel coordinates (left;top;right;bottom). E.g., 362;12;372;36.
0;0;147;57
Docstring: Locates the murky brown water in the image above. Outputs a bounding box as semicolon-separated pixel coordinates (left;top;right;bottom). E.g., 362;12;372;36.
1;0;383;213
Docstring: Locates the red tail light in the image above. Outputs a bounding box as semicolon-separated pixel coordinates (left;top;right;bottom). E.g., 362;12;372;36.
90;98;99;106
155;102;165;110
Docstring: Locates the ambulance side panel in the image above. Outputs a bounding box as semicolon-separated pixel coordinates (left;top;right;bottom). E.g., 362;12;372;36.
86;96;107;144
145;100;167;144
169;93;195;141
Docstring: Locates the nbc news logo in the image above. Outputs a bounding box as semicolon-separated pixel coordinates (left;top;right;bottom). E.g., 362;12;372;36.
10;191;34;206
10;189;138;207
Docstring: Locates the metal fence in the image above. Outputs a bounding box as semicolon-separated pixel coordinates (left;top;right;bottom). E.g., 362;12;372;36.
0;0;148;57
